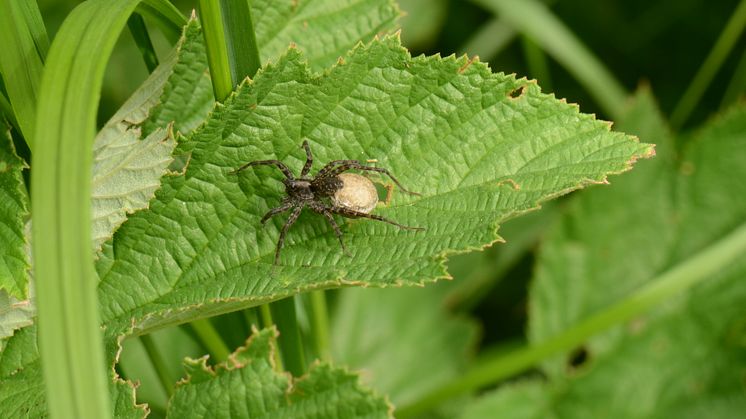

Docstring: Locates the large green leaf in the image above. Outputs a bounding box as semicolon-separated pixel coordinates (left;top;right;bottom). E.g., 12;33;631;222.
0;124;28;300
331;286;478;407
96;35;651;339
166;327;392;418
475;92;746;418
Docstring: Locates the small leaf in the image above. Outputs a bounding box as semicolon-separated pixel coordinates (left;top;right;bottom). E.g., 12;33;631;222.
0;124;28;300
97;36;651;338
166;327;392;419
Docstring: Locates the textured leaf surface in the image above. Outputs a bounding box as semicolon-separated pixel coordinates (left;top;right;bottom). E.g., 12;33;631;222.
167;327;392;419
479;92;746;418
91;54;178;251
252;0;400;71
331;286;477;407
0;125;28;300
0;290;33;342
0;325;147;419
96;36;651;338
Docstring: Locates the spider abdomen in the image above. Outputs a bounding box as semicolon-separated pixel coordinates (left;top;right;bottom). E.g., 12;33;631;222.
331;173;378;213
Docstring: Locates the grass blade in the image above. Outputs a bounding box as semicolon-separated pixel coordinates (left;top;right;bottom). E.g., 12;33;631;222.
136;0;187;44
197;0;232;101
219;0;261;82
671;0;746;128
398;221;746;418
473;0;628;118
31;0;144;417
0;0;46;148
128;12;160;73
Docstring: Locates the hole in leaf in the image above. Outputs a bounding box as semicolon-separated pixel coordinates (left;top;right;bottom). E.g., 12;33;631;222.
508;86;525;99
567;345;590;370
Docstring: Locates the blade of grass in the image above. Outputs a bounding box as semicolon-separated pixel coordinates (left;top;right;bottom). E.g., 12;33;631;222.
270;296;307;377
398;221;746;418
219;0;261;83
197;0;232;101
521;35;552;91
136;0;187;43
0;0;46;148
671;0;746;129
140;334;175;397
18;0;50;58
460;17;516;60
32;0;144;416
720;48;746;110
190;318;231;363
128;13;160;73
308;290;331;360
0;92;20;133
472;0;628;119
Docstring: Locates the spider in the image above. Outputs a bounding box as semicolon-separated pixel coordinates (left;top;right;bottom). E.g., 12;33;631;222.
231;141;425;265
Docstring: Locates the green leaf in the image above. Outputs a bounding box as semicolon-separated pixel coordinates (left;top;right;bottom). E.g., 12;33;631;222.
0;325;148;418
166;327;392;419
458;381;551;419
0;290;33;343
0;124;28;300
97;35;651;338
141;18;214;137
252;0;401;71
91;53;179;251
331;286;478;407
505;91;746;417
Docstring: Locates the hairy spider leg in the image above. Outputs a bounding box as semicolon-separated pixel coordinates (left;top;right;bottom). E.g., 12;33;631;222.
260;200;294;224
308;201;350;256
326;163;422;196
300;140;314;177
316;159;359;178
230;160;295;179
330;206;425;231
274;205;303;265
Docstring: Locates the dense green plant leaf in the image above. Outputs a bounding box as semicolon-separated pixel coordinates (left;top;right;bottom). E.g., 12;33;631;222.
0;124;28;300
92;51;179;251
167;327;392;418
458;381;550;419
0;290;33;343
0;325;148;418
331;285;478;406
478;91;746;418
96;35;651;339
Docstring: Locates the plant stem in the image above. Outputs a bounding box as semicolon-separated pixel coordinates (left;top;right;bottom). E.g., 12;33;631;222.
397;221;746;418
720;47;746;110
460;17;516;60
671;0;746;129
127;13;159;73
270;296;307;377
140;334;174;397
521;35;552;91
190;318;231;362
197;0;232;101
308;290;331;360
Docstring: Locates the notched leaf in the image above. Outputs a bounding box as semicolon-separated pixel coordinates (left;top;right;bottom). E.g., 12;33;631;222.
167;327;392;419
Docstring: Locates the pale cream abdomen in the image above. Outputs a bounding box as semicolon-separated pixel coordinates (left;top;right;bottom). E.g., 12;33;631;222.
331;173;378;213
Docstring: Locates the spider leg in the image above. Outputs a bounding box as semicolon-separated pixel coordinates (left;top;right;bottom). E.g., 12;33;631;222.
273;205;303;265
230;160;295;179
260;200;294;224
308;201;350;256
316;159;359;178
327;163;421;196
300;141;314;177
330;206;425;231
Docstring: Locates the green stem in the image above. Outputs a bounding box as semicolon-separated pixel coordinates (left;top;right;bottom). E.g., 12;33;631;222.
197;0;232;101
140;334;174;397
127;13;159;73
521;35;552;91
190;318;231;362
308;290;331;360
670;0;746;129
460;17;516;60
0;92;20;133
270;296;307;377
398;221;746;418
720;47;746;110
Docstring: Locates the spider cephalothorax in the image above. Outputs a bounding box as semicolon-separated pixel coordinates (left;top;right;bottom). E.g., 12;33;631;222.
231;141;424;265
